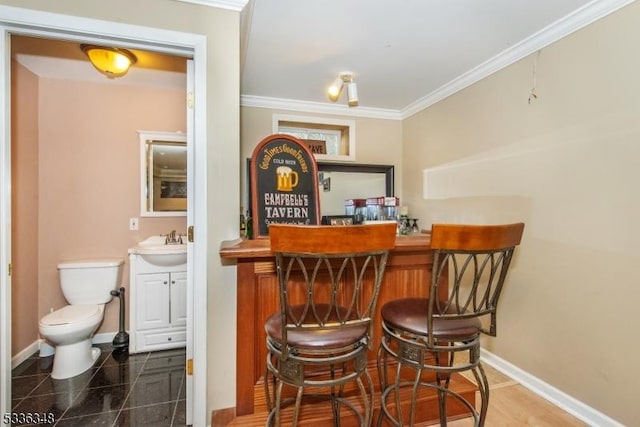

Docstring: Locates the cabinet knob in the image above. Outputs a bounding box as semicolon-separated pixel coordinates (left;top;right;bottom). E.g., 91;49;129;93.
168;337;172;341
164;281;168;285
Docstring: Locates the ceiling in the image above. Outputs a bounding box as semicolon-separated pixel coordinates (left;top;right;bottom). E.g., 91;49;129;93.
240;0;632;118
11;36;188;90
10;0;633;120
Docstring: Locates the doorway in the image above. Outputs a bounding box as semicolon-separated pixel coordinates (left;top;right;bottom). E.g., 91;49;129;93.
0;7;208;426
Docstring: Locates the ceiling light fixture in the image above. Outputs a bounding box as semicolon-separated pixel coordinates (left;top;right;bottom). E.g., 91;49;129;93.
80;44;137;79
327;71;358;107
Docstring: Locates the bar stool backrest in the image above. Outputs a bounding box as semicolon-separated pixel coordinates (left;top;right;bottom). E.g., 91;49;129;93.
269;223;397;359
428;222;525;346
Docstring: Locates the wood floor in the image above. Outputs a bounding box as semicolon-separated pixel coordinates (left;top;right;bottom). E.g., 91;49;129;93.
447;363;587;426
226;361;588;426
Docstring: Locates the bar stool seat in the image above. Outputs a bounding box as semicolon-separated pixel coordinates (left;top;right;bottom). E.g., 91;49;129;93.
381;298;482;340
265;303;369;349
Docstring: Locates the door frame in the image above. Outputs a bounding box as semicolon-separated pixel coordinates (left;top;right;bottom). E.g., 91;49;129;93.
0;6;208;426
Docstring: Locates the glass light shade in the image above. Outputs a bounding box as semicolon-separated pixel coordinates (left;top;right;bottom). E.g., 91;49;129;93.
327;76;344;102
81;44;137;78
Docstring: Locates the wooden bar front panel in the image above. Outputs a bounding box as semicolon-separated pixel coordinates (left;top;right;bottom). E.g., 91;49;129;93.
223;235;437;416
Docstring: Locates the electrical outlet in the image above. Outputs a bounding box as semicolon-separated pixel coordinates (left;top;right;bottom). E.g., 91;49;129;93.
129;217;139;231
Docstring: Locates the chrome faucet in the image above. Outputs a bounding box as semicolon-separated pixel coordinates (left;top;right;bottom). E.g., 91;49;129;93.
164;230;178;245
163;230;185;244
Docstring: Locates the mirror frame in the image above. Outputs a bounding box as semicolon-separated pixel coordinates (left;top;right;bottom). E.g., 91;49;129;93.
139;130;187;217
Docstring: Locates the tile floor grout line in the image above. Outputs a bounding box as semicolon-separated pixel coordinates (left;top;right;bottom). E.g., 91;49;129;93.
110;350;150;427
170;371;186;426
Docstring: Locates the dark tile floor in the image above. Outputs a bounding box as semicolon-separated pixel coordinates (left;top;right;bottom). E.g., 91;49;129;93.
11;344;187;426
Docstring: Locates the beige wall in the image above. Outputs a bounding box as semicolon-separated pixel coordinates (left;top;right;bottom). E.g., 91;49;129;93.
241;106;403;212
2;0;241;416
402;2;640;424
11;62;40;354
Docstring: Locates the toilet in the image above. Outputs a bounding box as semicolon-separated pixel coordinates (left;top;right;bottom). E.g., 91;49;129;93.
39;259;124;379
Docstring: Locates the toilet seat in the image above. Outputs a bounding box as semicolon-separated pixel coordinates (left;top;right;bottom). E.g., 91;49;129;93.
40;304;102;328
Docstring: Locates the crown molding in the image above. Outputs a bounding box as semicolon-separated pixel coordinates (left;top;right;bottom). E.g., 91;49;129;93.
400;0;637;119
174;0;249;12
241;95;403;120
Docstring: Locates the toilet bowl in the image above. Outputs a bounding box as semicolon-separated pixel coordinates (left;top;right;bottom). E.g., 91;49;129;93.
39;305;104;379
38;259;123;379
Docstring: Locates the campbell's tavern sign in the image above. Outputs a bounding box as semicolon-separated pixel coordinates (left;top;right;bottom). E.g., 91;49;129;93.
250;134;320;238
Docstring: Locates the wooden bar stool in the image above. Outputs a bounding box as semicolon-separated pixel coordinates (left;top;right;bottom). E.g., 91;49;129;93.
265;223;397;426
377;223;524;426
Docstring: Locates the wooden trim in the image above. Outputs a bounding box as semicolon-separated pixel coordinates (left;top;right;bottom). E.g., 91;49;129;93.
211;407;236;426
236;261;256;415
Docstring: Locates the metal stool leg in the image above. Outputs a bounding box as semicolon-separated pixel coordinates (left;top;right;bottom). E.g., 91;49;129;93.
472;362;490;427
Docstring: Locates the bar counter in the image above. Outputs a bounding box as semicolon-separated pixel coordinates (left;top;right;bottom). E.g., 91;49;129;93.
219;232;441;417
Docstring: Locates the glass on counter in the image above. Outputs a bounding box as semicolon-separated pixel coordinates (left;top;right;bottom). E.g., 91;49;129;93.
366;196;399;221
345;199;367;224
398;217;420;235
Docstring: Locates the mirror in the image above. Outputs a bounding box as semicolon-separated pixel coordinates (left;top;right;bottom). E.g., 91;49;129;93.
139;131;187;217
316;162;394;216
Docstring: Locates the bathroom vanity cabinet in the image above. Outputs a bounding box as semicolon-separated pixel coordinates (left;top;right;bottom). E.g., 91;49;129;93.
129;253;187;353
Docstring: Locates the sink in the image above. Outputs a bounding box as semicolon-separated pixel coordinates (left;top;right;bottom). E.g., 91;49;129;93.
136;245;187;266
130;236;187;266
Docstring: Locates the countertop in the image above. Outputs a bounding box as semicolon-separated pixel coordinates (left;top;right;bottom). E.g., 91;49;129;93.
219;231;431;260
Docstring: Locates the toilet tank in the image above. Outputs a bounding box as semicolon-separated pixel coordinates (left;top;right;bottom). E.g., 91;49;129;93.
58;259;124;305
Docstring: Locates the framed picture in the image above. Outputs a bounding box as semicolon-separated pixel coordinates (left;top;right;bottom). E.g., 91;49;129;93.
273;114;356;162
321;215;355;226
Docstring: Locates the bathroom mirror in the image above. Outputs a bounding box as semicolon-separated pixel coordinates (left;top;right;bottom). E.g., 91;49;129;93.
139;131;187;217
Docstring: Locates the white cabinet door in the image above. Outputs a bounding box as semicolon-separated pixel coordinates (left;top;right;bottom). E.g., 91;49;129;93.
136;273;170;330
170;271;187;327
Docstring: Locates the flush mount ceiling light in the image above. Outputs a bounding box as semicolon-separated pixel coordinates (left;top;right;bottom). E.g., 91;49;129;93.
327;71;359;107
80;44;137;79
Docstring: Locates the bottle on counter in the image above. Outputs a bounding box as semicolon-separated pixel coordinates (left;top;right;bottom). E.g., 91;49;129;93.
245;210;253;239
398;215;410;235
240;208;246;237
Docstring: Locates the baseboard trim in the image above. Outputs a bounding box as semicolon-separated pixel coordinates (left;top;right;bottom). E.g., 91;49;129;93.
481;349;623;427
11;340;40;369
92;331;118;345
